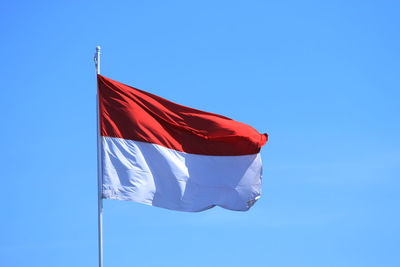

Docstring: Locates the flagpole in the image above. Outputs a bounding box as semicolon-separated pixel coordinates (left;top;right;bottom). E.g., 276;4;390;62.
94;46;103;267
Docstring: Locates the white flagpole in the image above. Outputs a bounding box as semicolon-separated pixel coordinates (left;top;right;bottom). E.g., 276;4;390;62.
94;46;103;267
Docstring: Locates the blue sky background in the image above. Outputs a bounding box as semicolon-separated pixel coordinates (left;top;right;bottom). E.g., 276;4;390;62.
1;0;399;266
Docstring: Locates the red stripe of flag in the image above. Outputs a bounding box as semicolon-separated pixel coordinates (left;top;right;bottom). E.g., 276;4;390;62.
98;75;268;156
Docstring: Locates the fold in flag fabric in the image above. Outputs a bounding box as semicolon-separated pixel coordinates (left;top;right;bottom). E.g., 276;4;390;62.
98;75;268;212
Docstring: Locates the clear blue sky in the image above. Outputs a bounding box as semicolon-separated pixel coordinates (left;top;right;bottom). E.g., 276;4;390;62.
1;1;399;266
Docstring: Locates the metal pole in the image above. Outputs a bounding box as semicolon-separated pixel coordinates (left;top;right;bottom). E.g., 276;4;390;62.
94;46;103;267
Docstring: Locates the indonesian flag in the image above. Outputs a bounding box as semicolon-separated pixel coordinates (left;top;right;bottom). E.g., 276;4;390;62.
98;75;268;212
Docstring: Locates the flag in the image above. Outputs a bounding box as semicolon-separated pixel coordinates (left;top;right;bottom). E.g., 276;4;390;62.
98;75;268;212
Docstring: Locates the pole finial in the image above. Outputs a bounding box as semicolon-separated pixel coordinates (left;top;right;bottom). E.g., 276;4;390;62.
95;46;101;75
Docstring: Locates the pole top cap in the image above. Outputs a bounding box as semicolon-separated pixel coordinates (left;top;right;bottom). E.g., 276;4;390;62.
96;46;101;51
